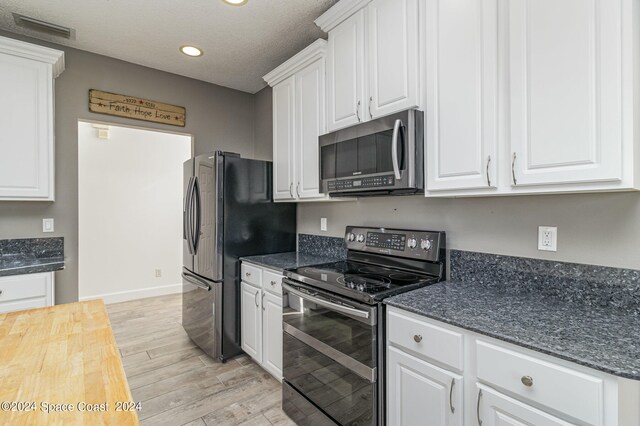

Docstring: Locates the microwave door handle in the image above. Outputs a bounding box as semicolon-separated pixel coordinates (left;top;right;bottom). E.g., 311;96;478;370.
391;119;403;180
282;283;369;319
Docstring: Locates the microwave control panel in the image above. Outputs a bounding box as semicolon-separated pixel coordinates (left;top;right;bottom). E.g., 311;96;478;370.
328;174;395;191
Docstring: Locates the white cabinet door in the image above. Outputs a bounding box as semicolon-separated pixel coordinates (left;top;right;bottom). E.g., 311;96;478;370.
0;272;54;314
476;385;573;426
388;346;463;426
507;0;623;187
261;291;283;381
272;76;296;200
425;0;498;191
240;282;262;362
368;0;420;119
0;54;53;200
327;10;366;131
296;58;326;199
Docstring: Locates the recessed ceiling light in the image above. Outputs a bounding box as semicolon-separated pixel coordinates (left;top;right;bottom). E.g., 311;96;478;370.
222;0;248;5
180;45;203;57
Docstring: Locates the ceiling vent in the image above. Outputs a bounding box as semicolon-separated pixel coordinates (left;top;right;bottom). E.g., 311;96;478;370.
12;13;75;40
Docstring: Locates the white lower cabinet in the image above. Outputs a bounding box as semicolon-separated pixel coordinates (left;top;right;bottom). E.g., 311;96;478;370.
388;346;463;426
387;306;640;426
0;272;54;313
240;262;284;381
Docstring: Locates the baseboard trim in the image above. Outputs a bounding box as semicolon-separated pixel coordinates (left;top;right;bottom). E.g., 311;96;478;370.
79;283;182;304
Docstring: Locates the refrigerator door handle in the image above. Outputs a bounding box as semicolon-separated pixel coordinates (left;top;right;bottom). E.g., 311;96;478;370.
192;176;202;254
184;177;195;255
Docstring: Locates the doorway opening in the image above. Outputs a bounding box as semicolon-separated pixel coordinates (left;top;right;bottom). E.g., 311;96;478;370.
78;121;192;303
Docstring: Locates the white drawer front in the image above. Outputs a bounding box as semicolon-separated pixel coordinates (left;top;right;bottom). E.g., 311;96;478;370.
263;269;283;296
0;297;48;314
388;308;464;371
241;263;262;287
476;340;603;425
0;273;49;303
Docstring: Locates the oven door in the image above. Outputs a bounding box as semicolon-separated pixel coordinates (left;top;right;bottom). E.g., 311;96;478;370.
282;279;378;426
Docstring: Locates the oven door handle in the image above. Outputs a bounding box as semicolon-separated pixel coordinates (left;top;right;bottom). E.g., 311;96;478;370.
282;283;370;319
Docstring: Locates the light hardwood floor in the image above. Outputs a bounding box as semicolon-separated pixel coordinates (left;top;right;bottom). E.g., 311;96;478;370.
106;293;295;426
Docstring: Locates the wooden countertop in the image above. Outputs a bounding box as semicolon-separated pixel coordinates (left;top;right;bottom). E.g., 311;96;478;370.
0;300;139;425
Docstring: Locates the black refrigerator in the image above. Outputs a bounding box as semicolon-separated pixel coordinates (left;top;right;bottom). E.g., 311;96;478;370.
182;151;296;362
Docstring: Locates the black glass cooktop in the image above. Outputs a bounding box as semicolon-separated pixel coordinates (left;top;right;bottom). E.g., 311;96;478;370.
284;261;440;304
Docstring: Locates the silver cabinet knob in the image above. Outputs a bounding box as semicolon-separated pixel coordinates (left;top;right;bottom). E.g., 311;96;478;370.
245;272;251;277
521;376;533;387
270;280;277;286
0;290;3;296
413;334;423;343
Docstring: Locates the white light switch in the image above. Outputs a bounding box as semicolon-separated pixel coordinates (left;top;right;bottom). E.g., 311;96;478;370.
320;218;328;232
42;218;54;233
538;226;557;252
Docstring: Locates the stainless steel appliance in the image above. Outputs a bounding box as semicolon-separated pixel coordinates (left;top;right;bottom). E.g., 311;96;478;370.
281;226;446;425
182;151;296;362
319;109;424;197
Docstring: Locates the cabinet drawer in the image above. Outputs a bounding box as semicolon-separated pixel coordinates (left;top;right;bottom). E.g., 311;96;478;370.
0;273;49;303
241;263;262;287
263;270;283;295
476;340;603;425
0;297;47;314
387;308;463;371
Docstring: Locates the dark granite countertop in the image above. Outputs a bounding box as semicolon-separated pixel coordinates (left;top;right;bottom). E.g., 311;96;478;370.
0;238;65;277
241;252;344;272
386;280;640;380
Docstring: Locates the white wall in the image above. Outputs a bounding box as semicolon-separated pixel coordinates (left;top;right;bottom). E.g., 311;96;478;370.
78;122;192;303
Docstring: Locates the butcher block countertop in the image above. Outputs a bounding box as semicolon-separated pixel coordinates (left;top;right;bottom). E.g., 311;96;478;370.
0;300;139;425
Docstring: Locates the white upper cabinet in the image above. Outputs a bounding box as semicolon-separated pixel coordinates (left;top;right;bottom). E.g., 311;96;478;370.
264;39;333;202
296;58;326;199
0;36;64;201
327;10;366;131
507;0;623;187
425;0;498;192
424;0;639;197
272;76;296;200
318;0;422;132
367;0;420;119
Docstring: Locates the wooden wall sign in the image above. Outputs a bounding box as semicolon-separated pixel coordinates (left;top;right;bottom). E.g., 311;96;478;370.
89;90;186;127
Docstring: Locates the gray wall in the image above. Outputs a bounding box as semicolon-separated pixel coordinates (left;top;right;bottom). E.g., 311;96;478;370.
0;31;257;303
298;190;640;270
253;86;273;161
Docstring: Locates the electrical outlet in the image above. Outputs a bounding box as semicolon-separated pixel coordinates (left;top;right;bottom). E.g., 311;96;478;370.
320;217;328;232
155;269;162;278
42;218;54;233
538;226;557;252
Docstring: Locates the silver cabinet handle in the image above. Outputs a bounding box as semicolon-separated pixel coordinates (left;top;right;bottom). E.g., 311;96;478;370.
477;389;483;425
368;96;373;119
262;292;266;311
254;290;259;308
413;334;422;343
391;119;403;179
289;182;293;198
0;290;3;296
521;375;534;387
486;155;492;187
270;280;277;286
512;152;517;185
356;100;361;122
296;182;301;198
449;378;455;414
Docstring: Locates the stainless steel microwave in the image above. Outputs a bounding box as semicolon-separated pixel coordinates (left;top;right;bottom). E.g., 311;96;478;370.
319;109;424;197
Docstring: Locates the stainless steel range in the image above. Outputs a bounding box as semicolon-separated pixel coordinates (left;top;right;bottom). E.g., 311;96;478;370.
281;226;446;426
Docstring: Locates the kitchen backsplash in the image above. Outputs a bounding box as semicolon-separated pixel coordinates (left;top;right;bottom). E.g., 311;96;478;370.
0;237;64;258
450;249;640;315
298;234;347;259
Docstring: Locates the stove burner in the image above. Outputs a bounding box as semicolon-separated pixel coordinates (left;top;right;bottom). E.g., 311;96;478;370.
388;272;421;281
358;266;389;274
336;274;392;292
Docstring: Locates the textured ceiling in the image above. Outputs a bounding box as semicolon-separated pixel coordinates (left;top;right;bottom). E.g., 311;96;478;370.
0;0;336;93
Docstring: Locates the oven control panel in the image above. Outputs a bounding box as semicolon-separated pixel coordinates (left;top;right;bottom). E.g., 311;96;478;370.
345;226;445;262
